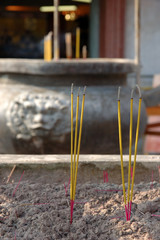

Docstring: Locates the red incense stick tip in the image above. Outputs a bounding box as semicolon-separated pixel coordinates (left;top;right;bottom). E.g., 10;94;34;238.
131;167;133;179
125;205;128;221
127;202;130;220
129;201;132;220
127;202;132;221
103;171;105;183
70;200;74;224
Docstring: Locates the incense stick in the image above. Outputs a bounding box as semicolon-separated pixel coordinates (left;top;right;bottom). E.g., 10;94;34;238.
7;165;16;183
64;178;70;196
130;85;142;220
70;83;74;200
106;172;108;182
73;86;86;201
103;171;108;183
12;171;24;197
151;214;160;217
127;94;133;216
117;87;128;221
70;85;86;224
118;85;142;221
73;88;80;198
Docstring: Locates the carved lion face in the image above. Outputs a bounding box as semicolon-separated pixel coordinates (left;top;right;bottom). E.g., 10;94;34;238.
6;92;70;141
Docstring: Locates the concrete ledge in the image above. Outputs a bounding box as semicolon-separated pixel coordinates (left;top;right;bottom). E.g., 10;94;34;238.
0;58;138;75
0;155;159;170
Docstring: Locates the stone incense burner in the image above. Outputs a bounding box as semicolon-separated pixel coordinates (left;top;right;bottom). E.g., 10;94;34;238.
0;58;148;154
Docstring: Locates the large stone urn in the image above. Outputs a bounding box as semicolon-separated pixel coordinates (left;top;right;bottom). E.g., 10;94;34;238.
0;58;147;154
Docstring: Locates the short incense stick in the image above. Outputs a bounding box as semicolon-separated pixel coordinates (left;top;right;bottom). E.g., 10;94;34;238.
70;85;86;224
129;85;142;220
7;165;16;183
117;87;128;221
64;178;70;196
12;171;24;197
106;172;108;182
103;171;108;183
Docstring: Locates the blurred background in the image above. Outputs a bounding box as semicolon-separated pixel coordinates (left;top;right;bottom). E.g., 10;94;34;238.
0;0;159;154
0;0;91;59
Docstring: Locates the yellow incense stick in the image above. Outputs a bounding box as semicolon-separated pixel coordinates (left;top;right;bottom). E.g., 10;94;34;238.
127;98;133;206
70;84;74;200
117;87;126;206
73;87;86;200
75;27;80;59
130;97;142;202
72;88;80;198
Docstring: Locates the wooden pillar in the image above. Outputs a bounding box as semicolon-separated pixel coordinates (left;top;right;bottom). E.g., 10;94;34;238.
135;0;141;85
89;0;100;58
100;0;126;58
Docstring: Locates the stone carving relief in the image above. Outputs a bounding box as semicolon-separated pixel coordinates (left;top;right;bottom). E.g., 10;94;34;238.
6;91;70;145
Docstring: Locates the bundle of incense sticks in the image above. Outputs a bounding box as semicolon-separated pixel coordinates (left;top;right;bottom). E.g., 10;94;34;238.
70;83;86;224
118;85;142;221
